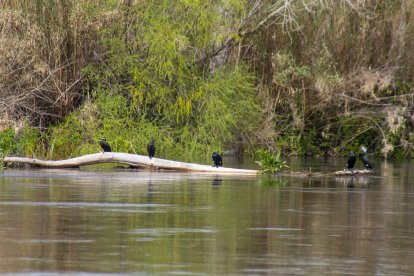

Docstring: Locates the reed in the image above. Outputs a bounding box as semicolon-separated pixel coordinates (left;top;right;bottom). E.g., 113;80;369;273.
0;0;106;127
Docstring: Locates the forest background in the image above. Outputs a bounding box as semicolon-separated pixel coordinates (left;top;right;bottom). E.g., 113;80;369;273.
0;0;413;160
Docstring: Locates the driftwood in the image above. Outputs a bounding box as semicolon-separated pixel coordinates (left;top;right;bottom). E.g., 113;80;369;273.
329;169;374;176
3;152;258;175
277;169;374;177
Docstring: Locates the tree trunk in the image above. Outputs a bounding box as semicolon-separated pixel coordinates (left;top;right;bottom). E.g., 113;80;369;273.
4;152;258;175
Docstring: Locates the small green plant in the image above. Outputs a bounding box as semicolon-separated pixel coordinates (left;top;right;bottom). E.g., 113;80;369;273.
0;128;17;156
0;151;4;169
255;149;288;174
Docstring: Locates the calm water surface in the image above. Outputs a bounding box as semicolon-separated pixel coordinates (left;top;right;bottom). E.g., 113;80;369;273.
1;157;414;275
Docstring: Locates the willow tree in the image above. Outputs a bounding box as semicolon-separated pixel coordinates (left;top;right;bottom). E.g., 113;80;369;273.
46;0;260;158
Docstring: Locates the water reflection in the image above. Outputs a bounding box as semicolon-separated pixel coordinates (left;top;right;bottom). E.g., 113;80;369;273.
211;176;222;186
258;174;286;187
0;158;413;275
346;177;355;188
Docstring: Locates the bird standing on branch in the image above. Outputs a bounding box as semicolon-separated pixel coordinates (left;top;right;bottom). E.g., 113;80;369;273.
347;151;356;170
359;146;373;170
212;152;223;168
100;137;111;152
147;140;156;159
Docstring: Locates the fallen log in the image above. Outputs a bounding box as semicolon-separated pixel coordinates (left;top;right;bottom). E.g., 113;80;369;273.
3;152;258;175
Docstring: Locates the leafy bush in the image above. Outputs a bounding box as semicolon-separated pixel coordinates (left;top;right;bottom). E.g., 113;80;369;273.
46;65;260;159
16;127;43;158
0;125;44;160
255;149;288;173
0;128;17;156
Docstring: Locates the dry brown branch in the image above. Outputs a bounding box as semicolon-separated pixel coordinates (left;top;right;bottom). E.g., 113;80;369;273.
340;93;392;106
0;2;101;127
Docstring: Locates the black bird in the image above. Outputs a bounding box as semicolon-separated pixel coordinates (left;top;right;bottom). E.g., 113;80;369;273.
212;152;223;168
359;146;373;170
99;137;111;152
347;151;356;170
147;140;156;159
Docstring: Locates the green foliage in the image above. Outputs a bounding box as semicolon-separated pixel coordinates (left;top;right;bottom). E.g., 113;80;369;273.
273;52;312;87
255;149;288;174
50;0;261;159
16;126;43;157
93;1;234;127
336;116;383;156
195;66;259;152
46;63;260;159
0;128;17;156
0;125;43;159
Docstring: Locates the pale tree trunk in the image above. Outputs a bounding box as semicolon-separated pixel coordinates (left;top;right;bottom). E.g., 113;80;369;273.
4;152;259;175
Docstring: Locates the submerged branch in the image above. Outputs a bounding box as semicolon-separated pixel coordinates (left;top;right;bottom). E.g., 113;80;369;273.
277;169;374;177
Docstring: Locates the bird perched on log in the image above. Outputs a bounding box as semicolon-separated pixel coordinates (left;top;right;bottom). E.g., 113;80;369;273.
99;137;111;152
147;140;156;159
212;152;223;168
359;146;373;170
347;151;356;170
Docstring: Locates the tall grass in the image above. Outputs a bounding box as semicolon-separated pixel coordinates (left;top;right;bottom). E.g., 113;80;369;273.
0;0;108;127
239;0;414;157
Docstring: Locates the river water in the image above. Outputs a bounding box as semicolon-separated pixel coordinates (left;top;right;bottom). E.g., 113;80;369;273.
1;157;414;275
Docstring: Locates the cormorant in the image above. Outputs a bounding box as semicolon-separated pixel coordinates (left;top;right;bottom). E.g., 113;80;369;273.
347;151;356;170
212;152;223;168
359;146;373;170
100;137;111;152
147;140;156;159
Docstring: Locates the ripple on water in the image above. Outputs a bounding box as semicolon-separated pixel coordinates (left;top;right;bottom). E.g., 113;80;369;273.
0;201;173;209
249;227;302;231
103;208;166;213
3;273;131;276
167;271;206;276
127;227;217;237
14;239;95;244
